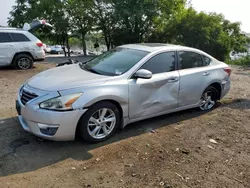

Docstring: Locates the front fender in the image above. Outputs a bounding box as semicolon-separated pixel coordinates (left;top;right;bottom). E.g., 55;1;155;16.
70;83;129;118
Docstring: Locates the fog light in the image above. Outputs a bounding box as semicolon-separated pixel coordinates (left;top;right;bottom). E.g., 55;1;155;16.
38;123;59;136
38;123;58;129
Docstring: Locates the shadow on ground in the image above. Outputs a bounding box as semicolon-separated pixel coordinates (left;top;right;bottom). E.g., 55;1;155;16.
0;108;205;177
220;98;250;110
0;98;248;177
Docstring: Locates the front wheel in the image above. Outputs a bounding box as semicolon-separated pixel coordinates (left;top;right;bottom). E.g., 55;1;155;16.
199;86;218;111
78;102;120;143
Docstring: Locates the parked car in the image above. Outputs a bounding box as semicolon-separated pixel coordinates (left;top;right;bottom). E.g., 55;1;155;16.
50;45;64;54
43;44;51;53
16;44;231;142
0;20;52;69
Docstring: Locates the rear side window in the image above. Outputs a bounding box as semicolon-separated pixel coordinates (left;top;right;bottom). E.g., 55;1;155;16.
203;55;211;66
178;51;204;69
141;52;176;74
0;33;12;43
10;33;30;42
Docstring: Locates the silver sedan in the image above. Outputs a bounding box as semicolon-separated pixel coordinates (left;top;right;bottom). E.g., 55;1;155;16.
16;44;231;142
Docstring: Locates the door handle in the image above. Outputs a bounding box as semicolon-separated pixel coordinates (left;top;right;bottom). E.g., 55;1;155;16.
167;77;179;83
203;72;210;76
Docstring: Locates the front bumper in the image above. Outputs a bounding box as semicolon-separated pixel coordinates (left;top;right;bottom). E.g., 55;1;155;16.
16;86;87;141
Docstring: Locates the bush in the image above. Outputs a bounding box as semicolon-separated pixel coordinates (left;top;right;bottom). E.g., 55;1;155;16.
226;56;250;66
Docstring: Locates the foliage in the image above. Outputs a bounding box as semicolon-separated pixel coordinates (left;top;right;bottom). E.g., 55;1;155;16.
66;0;94;55
148;7;248;61
226;56;250;66
8;0;248;60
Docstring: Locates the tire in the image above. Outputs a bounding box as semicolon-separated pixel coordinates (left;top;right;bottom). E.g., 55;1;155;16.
199;86;219;111
13;54;33;70
78;101;120;143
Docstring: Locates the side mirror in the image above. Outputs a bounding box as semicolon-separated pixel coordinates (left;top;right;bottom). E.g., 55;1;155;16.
134;69;152;79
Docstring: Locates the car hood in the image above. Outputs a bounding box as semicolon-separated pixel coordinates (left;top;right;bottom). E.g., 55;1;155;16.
27;64;110;91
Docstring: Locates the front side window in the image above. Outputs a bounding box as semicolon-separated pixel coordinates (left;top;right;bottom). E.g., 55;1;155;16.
179;51;204;69
0;33;12;43
83;48;149;76
10;33;30;42
140;52;176;74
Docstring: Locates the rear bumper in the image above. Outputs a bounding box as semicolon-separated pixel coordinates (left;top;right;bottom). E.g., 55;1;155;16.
32;50;45;61
220;80;231;99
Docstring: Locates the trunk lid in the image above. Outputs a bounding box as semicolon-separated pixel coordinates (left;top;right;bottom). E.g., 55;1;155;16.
23;19;52;31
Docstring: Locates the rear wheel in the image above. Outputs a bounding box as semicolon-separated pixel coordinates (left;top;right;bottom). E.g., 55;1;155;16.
199;86;218;111
13;54;33;70
78;102;120;143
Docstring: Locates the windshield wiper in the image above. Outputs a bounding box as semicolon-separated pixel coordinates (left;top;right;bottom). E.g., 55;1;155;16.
82;65;102;75
88;68;102;75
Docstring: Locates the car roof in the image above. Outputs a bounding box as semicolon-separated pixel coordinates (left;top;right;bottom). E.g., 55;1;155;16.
120;43;206;54
0;27;26;32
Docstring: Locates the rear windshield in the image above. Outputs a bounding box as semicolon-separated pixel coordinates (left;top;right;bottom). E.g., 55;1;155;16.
83;48;149;76
24;31;40;41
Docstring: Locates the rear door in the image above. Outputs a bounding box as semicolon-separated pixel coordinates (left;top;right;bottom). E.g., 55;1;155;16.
9;32;33;53
128;51;180;119
177;51;212;107
0;32;15;65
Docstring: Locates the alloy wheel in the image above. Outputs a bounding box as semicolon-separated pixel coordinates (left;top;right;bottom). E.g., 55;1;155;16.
87;108;116;139
199;91;216;111
18;58;31;69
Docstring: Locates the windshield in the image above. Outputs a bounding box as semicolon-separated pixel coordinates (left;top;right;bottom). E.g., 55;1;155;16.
82;48;149;76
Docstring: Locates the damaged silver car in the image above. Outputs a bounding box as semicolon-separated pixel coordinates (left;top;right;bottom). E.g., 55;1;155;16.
16;44;231;142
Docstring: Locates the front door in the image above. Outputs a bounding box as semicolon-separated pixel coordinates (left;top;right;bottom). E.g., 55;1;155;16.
128;51;180;119
0;32;14;65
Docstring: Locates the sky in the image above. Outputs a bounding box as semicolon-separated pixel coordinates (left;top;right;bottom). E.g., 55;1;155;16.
191;0;250;32
0;0;249;33
0;0;15;26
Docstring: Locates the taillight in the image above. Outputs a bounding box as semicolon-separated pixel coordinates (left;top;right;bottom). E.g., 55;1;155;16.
36;42;43;47
224;67;232;77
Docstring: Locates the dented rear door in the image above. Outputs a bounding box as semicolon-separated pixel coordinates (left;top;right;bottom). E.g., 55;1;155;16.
128;51;179;119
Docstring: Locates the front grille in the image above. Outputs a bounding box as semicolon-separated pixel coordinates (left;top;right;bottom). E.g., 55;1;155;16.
21;89;38;105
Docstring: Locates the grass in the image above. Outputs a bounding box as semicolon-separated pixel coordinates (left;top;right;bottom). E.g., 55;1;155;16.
226;56;250;66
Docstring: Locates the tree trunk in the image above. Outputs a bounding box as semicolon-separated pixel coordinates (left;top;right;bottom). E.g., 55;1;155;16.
62;37;67;57
104;34;110;51
66;34;70;57
82;32;87;56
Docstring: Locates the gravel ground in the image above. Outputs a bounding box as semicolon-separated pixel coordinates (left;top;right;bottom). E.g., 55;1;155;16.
0;64;250;188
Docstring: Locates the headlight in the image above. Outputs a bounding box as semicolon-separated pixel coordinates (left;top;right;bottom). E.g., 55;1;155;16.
40;93;83;111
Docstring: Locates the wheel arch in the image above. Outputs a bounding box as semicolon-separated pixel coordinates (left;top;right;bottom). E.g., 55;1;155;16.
206;82;222;100
75;99;125;138
11;52;34;65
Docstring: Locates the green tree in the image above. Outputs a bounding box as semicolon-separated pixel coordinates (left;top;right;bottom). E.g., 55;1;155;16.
8;0;29;27
92;0;114;50
66;0;93;56
8;0;71;57
102;0;186;46
149;7;248;61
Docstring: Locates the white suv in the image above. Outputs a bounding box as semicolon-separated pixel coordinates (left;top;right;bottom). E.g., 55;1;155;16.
0;20;51;69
